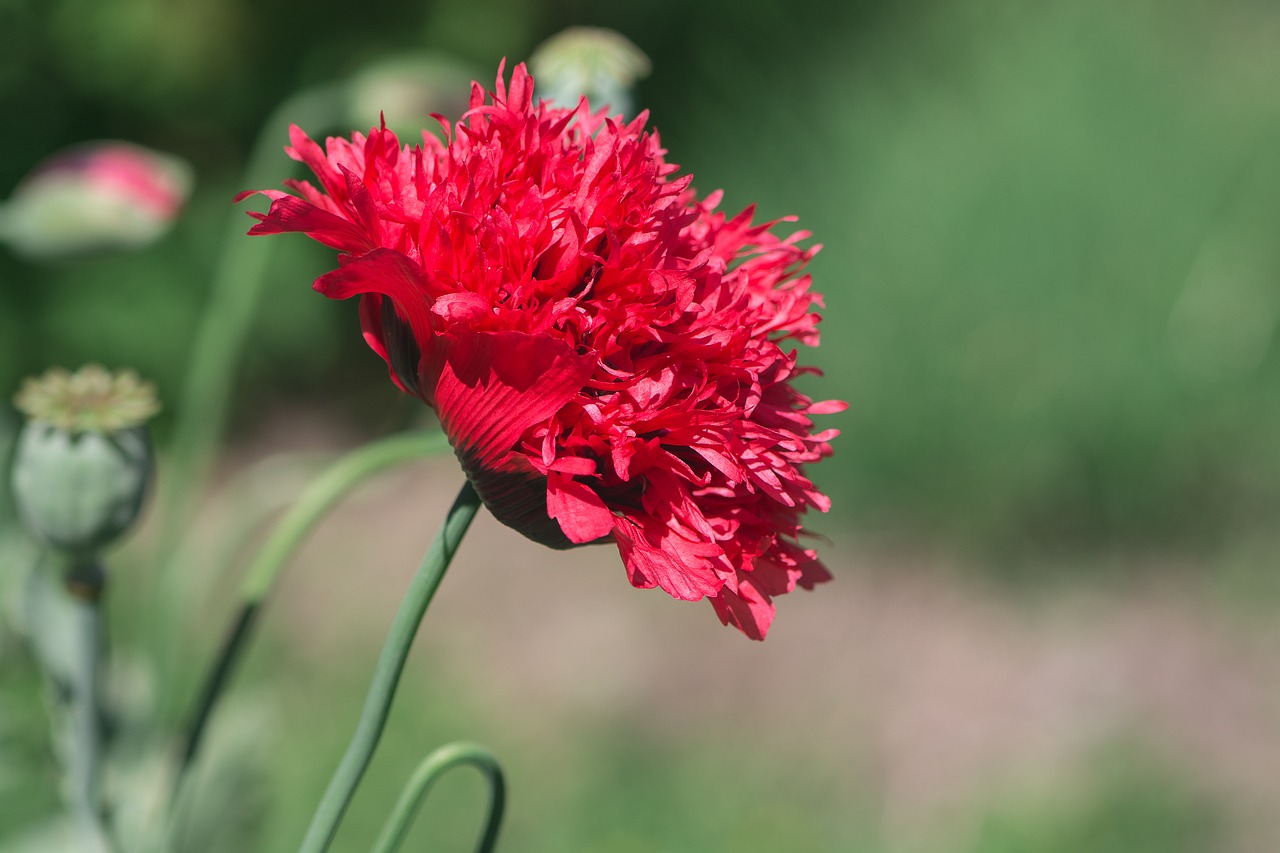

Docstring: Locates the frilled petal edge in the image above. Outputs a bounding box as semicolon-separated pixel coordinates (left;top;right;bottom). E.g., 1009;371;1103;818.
613;515;723;602
237;191;374;255
710;578;775;641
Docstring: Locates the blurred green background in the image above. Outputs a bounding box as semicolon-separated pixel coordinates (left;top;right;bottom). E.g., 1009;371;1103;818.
3;0;1280;850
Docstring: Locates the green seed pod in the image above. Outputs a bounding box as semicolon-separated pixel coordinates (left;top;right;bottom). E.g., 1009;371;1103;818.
11;422;151;556
8;365;159;558
529;27;651;118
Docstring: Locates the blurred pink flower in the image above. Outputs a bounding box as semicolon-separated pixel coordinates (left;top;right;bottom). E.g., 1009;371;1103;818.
241;62;843;639
0;141;192;259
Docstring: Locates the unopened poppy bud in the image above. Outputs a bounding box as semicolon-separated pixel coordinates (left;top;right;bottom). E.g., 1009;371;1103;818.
529;27;650;117
0;141;192;260
9;366;159;557
345;56;474;138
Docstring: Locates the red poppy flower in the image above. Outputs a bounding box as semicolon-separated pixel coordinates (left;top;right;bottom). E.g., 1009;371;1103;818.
239;62;844;639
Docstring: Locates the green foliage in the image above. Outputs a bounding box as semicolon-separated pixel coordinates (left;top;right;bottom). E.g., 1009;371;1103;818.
970;747;1224;853
550;729;868;852
0;643;61;832
649;0;1280;550
250;655;874;853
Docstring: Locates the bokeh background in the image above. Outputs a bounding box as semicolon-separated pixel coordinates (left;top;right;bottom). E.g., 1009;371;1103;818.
3;0;1280;850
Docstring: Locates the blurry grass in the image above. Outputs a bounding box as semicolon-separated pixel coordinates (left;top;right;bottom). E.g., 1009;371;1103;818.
255;657;867;852
969;744;1225;853
0;642;61;833
0;549;1244;852
845;1;1280;550
215;640;1228;853
653;0;1280;553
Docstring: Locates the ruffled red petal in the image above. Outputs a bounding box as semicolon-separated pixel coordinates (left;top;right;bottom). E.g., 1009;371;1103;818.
614;515;723;602
428;329;596;470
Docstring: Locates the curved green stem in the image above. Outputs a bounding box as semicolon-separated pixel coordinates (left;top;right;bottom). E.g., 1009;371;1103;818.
174;431;449;793
298;480;481;853
371;742;505;853
238;432;449;603
203;451;334;586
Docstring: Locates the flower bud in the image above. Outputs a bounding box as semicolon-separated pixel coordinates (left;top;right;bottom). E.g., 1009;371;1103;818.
9;366;159;557
529;27;650;118
345;55;475;139
0;141;192;260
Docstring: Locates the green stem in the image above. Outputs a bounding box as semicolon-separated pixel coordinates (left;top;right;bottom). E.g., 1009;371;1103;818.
64;560;113;852
297;480;481;853
159;85;344;551
239;432;449;603
149;84;347;685
371;742;505;853
174;431;448;793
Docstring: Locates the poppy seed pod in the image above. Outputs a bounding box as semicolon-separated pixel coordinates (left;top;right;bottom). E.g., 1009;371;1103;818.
529;27;650;117
9;366;159;558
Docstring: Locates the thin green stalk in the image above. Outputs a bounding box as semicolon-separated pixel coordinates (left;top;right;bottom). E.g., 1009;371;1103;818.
66;593;102;813
64;560;114;853
174;431;449;793
158;84;344;554
150;84;347;690
371;742;505;853
298;481;481;853
238;432;449;603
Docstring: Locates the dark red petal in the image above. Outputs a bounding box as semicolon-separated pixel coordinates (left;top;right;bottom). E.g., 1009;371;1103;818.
429;329;595;469
546;456;596;476
315;250;440;402
798;555;833;589
459;460;575;549
547;472;616;544
428;329;599;548
316;247;434;356
286;124;350;202
357;294;411;395
430;292;490;324
710;580;775;641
